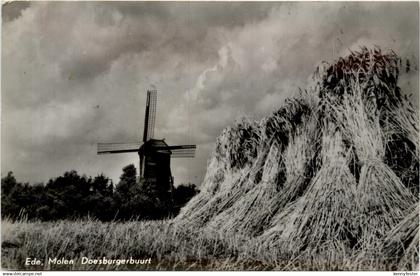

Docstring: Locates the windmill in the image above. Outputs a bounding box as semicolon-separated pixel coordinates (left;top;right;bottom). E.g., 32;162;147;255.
97;89;196;197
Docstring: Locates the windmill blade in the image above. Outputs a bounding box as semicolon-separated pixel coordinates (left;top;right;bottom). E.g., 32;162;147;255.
170;150;196;158
151;144;196;157
154;145;196;150
167;145;196;158
171;155;195;158
143;90;157;142
97;142;142;154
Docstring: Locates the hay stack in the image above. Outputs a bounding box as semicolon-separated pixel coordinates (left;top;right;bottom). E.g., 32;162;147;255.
334;82;416;249
262;97;311;144
173;147;235;228
174;118;260;191
235;117;319;237
276;112;320;205
205;141;284;237
176;146;269;229
214;117;262;171
316;47;418;253
173;118;267;230
316;47;401;108
204;97;318;238
174;97;313;232
173;47;418;267
258;130;359;255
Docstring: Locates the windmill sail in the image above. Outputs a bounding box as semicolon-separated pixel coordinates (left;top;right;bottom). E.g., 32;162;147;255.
97;142;142;154
170;149;196;158
153;144;197;158
143;90;157;142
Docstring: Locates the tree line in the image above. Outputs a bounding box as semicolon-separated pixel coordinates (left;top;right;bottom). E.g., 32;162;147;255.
1;164;199;221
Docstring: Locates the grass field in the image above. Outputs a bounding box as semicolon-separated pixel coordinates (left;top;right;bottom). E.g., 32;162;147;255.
1;218;415;271
0;218;259;271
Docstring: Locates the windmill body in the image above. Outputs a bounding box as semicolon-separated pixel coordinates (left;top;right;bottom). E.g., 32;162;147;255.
97;90;196;196
139;139;172;193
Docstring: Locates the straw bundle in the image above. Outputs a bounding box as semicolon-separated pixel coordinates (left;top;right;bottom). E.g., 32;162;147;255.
204;96;319;238
316;47;418;191
279;113;321;203
215;117;262;170
314;46;416;241
262;97;311;145
174;117;262;227
175;95;314;232
316;46;402;108
173;154;229;226
236;116;320;239
258;130;359;255
174;142;270;230
205;141;284;237
323;78;416;258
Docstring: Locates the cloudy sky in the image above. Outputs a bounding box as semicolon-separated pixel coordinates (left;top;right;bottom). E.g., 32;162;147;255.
2;1;418;186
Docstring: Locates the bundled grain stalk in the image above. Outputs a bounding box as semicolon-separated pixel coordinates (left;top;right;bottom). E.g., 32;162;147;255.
204;96;317;238
258;130;359;256
317;46;418;191
175;97;313;233
205;141;283;237
174;117;265;230
335;78;415;251
315;47;416;251
238;114;320;238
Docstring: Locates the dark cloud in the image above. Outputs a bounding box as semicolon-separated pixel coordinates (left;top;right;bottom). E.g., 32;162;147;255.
2;1;30;22
49;2;275;82
111;2;274;27
2;2;418;185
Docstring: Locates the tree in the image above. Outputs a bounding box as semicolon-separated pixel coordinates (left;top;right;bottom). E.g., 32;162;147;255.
116;164;137;195
120;164;137;185
1;171;22;219
0;167;199;221
86;174;115;220
114;164;138;219
44;170;91;219
173;183;199;215
2;171;17;195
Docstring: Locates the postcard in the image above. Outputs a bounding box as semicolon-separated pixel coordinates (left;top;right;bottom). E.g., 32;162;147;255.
1;1;419;273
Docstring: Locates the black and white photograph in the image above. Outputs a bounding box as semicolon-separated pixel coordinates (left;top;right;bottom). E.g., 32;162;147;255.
1;1;419;272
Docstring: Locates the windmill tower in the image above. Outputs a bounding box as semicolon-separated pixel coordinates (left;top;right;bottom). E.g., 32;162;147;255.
97;90;196;196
